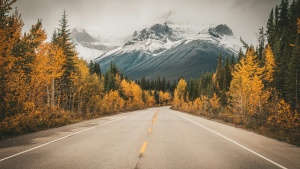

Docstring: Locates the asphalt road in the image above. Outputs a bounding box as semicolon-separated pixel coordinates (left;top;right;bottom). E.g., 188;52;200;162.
0;107;299;169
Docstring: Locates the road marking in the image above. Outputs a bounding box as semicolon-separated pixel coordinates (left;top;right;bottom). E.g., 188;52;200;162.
148;128;152;133
152;119;156;124
140;142;148;154
172;112;288;169
151;110;159;124
0;114;133;162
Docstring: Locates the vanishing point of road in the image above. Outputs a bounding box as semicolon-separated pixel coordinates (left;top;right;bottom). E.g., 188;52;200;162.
0;107;299;169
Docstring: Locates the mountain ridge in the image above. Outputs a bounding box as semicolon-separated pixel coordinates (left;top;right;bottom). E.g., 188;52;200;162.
95;22;241;81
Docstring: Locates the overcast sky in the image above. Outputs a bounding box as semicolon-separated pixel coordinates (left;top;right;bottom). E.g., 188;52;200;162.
15;0;281;45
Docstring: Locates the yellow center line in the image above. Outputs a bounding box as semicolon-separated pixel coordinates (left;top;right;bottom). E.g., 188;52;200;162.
140;142;148;154
153;119;156;124
148;128;152;133
151;109;159;125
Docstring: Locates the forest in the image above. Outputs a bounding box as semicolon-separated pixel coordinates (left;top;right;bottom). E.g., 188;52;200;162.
172;0;300;145
0;0;171;137
1;0;299;146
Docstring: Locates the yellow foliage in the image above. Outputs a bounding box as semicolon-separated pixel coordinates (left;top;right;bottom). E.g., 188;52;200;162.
193;98;203;115
0;107;69;136
159;90;170;105
209;93;220;112
264;45;276;83
143;91;155;107
228;47;269;123
102;90;125;113
120;80;144;109
173;79;187;108
268;100;300;131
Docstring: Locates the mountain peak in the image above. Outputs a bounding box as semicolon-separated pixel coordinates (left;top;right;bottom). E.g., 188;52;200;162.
71;27;97;43
212;24;233;36
215;24;233;36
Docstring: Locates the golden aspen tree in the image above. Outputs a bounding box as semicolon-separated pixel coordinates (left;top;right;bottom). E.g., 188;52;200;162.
71;57;89;113
80;73;103;115
47;44;65;107
143;91;155;107
268;100;299;132
228;47;268;125
264;45;276;84
192;98;203;115
0;7;25;117
173;79;187;108
120;79;133;108
131;82;143;109
26;20;48;108
209;93;220;113
102;90;124;113
30;43;49;107
159;91;170;105
120;80;144;109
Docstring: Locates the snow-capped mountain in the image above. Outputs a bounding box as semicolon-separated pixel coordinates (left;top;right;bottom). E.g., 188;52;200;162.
71;27;129;61
95;21;242;81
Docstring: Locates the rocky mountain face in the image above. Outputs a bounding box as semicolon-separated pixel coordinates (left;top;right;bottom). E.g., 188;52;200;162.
94;22;241;81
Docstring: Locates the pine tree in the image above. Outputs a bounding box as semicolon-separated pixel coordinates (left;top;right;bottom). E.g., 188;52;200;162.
89;60;95;75
215;54;223;93
267;8;275;47
258;27;265;61
284;27;300;111
237;48;244;62
53;10;77;110
223;57;231;91
230;54;235;66
93;62;101;77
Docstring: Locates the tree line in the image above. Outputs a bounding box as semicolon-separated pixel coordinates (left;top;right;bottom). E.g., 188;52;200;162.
172;0;300;145
0;0;171;137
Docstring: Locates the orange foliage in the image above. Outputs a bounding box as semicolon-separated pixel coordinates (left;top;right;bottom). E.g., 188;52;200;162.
102;90;125;113
268;100;299;131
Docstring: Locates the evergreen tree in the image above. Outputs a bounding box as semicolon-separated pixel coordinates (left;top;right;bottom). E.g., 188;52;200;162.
230;54;235;66
215;54;224;94
223;57;231;92
285;33;299;111
93;62;101;77
237;48;244;62
89;60;95;75
258;27;265;61
53;10;77;110
267;8;275;47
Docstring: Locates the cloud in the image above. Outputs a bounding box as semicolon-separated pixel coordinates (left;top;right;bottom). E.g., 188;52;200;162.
15;0;281;44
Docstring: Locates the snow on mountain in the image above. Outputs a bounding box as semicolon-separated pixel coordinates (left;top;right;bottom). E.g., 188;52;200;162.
95;21;243;81
98;21;241;59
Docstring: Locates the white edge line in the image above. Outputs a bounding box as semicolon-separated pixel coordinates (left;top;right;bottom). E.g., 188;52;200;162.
0;114;132;162
171;111;288;169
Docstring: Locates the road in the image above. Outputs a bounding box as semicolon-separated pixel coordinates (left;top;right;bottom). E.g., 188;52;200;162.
0;107;299;169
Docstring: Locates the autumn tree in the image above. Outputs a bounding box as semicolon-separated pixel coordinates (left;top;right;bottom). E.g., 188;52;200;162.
0;1;25;118
173;79;187;109
263;45;276;89
228;47;269;125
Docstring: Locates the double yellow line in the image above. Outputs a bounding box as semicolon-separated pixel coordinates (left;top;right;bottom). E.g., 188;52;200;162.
140;109;159;155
